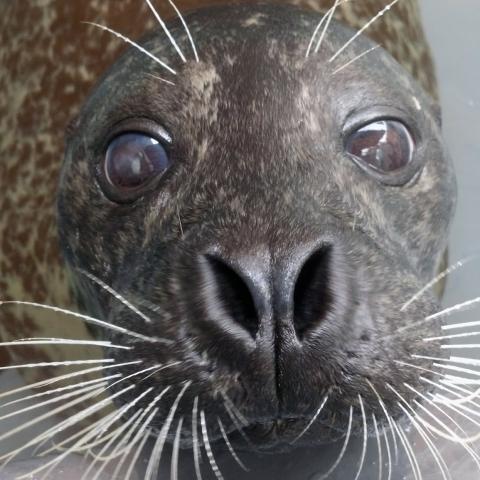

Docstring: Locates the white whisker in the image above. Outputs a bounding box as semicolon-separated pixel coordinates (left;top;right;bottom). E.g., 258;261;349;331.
0;338;130;350
401;255;478;311
329;0;401;63
200;410;224;480
354;395;367;480
332;45;380;75
0;300;170;344
145;381;191;480
14;385;139;479
147;73;176;85
0;358;114;371
314;0;341;54
392;420;422;480
145;0;187;62
0;375;118;410
388;384;450;480
366;379;399;463
441;343;480;350
291;395;328;445
372;414;383;480
401;406;451;480
217;417;248;471
192;396;203;480
82;22;176;74
382;425;393;480
171;417;184;480
168;0;199;62
305;0;351;58
0;380;112;422
428;296;480;321
125;430;151;480
78;268;153;325
116;386;172;477
318;405;353;479
424;331;480;342
0;385;108;465
0;360;140;401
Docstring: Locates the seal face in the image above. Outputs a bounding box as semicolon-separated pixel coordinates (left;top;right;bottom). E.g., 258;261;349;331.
58;4;456;450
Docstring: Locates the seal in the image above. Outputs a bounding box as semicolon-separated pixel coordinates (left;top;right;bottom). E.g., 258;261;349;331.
0;1;460;479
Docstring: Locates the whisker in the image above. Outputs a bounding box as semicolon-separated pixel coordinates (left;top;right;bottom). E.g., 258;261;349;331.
0;358;114;371
372;414;383;480
0;380;112;422
0;384;108;466
0;375;119;409
314;0;341;54
441;343;480;350
0;338;130;350
145;381;191;480
401;255;478;311
78;268;153;325
391;420;422;480
217;417;248;471
106;364;162;391
329;0;401;63
305;0;350;58
220;391;248;426
318;405;353;479
200;410;224;480
192;396;203;480
168;0;199;62
145;0;187;62
139;361;183;383
0;300;170;344
115;386;172;477
405;382;480;450
412;355;480;368
366;379;399;463
443;320;480;331
171;417;184;480
80;410;144;479
381;425;393;480
424;331;480;342
427;296;480;321
0;360;140;401
146;73;176;85
82;22;176;75
435;381;480;407
388;384;450;480
15;385;142;479
291;395;328;445
331;45;380;75
354;395;367;480
125;430;151;480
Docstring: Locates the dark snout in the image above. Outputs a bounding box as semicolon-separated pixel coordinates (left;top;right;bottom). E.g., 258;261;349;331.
180;235;355;416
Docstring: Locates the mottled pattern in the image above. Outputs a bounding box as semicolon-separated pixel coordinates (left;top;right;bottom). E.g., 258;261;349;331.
0;1;438;392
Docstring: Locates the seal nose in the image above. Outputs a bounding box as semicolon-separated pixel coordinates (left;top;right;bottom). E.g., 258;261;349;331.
198;243;334;342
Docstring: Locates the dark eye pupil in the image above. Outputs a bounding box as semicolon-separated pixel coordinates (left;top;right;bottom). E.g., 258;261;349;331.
104;133;169;191
346;120;414;173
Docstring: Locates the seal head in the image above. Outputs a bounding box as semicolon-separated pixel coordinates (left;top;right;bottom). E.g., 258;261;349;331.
58;4;456;450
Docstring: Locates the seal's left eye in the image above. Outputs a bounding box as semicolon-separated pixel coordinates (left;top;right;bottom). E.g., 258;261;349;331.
102;133;170;201
346;120;414;174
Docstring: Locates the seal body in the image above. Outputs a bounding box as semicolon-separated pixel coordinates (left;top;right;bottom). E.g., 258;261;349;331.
0;0;457;477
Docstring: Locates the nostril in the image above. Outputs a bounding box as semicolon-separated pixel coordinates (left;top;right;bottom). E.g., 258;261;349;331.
202;254;259;339
293;245;333;339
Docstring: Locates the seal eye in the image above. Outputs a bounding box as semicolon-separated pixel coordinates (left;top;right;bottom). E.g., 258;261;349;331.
103;132;169;200
346;120;414;174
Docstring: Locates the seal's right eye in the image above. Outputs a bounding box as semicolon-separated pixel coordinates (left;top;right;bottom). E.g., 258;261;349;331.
101;132;170;202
